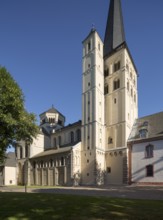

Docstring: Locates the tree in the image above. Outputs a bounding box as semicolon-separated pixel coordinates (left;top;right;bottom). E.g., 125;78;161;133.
0;66;39;162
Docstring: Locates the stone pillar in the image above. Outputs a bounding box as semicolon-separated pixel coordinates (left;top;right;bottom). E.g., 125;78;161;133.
64;166;67;185
27;160;31;186
55;167;58;185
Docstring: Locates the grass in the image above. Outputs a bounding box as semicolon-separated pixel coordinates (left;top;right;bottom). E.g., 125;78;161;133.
0;192;163;220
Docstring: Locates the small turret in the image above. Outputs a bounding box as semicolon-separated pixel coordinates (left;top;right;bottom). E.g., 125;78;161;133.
39;106;65;134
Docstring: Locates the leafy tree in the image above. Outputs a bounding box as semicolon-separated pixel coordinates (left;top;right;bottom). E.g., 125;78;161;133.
0;66;39;162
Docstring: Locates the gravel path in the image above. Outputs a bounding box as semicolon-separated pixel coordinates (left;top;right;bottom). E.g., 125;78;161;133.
1;185;163;200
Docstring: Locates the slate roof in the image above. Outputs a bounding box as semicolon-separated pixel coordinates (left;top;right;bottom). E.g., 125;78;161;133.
30;142;81;159
0;152;16;167
39;106;65;119
128;112;163;142
104;0;126;57
31;147;72;159
54;120;81;133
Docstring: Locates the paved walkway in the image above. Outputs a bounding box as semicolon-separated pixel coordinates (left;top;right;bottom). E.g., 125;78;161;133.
1;185;163;200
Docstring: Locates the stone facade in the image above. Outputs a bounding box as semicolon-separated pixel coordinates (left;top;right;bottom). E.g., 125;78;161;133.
14;0;163;187
81;30;105;185
16;116;81;186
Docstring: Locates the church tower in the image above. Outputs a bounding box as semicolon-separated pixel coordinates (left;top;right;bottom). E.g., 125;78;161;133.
104;0;138;184
81;29;105;185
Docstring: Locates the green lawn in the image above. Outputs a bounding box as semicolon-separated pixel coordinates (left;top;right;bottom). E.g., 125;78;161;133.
0;192;163;220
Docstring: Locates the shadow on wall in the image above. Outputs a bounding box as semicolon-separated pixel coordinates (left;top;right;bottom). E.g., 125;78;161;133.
132;157;163;182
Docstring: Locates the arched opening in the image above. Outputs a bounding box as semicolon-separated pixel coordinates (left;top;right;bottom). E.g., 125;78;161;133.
76;129;81;141
70;131;74;143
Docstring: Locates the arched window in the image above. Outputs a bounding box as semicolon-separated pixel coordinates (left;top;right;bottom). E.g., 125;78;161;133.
49;118;55;124
88;41;91;51
54;138;57;148
70;131;74;143
58;136;61;146
113;79;120;90
139;129;148;138
76;129;81;141
145;145;154;158
117;79;120;88
49;159;53;167
61;157;64;166
114;81;116;90
104;68;109;77
114;61;120;72
33;161;36;169
20;147;23;159
15;147;17;158
146;165;153;177
104;84;109;95
41;161;44;168
25;143;29;158
108;137;113;144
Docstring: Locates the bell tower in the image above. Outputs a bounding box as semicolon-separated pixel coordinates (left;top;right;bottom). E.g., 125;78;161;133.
81;0;138;185
104;0;138;184
81;28;105;185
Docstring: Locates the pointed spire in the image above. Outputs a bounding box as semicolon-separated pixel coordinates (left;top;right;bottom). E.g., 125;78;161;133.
104;0;126;58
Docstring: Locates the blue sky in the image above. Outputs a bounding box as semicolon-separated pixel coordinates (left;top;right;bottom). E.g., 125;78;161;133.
0;0;163;125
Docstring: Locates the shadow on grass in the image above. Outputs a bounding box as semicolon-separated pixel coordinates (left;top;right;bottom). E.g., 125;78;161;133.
0;192;163;220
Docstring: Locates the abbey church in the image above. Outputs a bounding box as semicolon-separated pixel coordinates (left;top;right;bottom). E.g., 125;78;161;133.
13;0;163;186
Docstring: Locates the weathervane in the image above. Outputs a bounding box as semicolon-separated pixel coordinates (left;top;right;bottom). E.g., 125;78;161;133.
91;23;95;31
